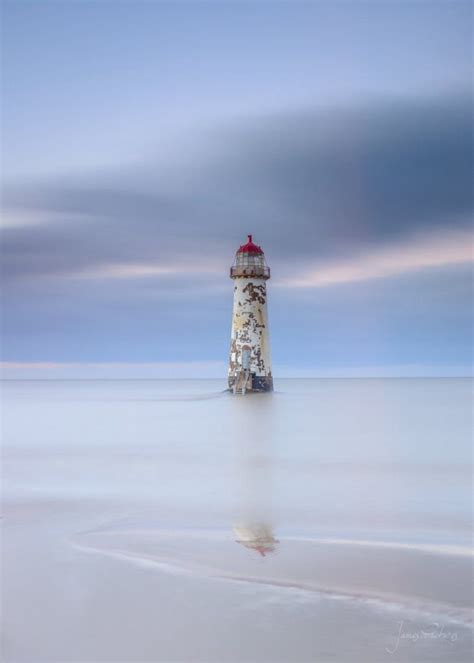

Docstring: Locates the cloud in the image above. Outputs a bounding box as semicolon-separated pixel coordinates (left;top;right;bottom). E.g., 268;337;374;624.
2;91;472;285
64;262;221;281
279;228;473;288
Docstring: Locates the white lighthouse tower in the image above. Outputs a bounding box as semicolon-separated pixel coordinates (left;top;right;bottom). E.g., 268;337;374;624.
228;235;273;394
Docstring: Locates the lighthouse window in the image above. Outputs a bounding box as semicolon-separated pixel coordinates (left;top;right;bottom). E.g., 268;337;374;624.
236;254;265;268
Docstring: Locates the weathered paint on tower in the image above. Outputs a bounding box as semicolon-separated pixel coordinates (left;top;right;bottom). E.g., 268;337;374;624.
228;235;273;394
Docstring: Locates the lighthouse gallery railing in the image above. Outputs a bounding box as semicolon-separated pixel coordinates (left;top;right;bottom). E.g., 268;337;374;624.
230;265;270;279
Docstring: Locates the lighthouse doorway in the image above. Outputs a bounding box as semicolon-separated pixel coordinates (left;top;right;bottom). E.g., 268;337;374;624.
241;346;251;370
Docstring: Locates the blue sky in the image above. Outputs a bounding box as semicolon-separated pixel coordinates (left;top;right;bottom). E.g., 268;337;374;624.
1;0;472;377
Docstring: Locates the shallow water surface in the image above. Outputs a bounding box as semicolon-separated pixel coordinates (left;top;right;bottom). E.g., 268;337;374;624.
2;378;473;662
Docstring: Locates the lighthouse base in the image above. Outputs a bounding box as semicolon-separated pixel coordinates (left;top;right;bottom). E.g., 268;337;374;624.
251;375;273;392
228;373;273;394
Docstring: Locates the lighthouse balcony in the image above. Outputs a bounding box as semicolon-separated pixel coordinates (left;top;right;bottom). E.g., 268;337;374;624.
230;265;270;279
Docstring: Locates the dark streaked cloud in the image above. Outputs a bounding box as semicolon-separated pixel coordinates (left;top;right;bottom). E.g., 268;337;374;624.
2;92;472;283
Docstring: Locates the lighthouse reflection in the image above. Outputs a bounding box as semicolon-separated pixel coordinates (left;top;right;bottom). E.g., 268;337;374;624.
232;394;279;557
234;522;279;557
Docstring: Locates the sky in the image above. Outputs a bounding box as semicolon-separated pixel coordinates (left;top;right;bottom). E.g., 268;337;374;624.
1;0;472;378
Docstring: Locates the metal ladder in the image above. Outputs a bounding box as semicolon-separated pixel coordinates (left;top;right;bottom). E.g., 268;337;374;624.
232;369;251;395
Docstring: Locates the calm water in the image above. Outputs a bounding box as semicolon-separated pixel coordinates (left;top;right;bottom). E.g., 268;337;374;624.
2;378;473;661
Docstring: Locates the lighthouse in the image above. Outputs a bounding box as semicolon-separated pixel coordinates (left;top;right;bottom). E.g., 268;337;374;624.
228;235;273;394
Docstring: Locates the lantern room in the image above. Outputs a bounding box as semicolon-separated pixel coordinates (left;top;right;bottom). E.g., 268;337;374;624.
230;235;270;279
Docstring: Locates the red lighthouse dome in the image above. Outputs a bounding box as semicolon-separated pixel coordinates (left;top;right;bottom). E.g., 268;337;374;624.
237;234;263;255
